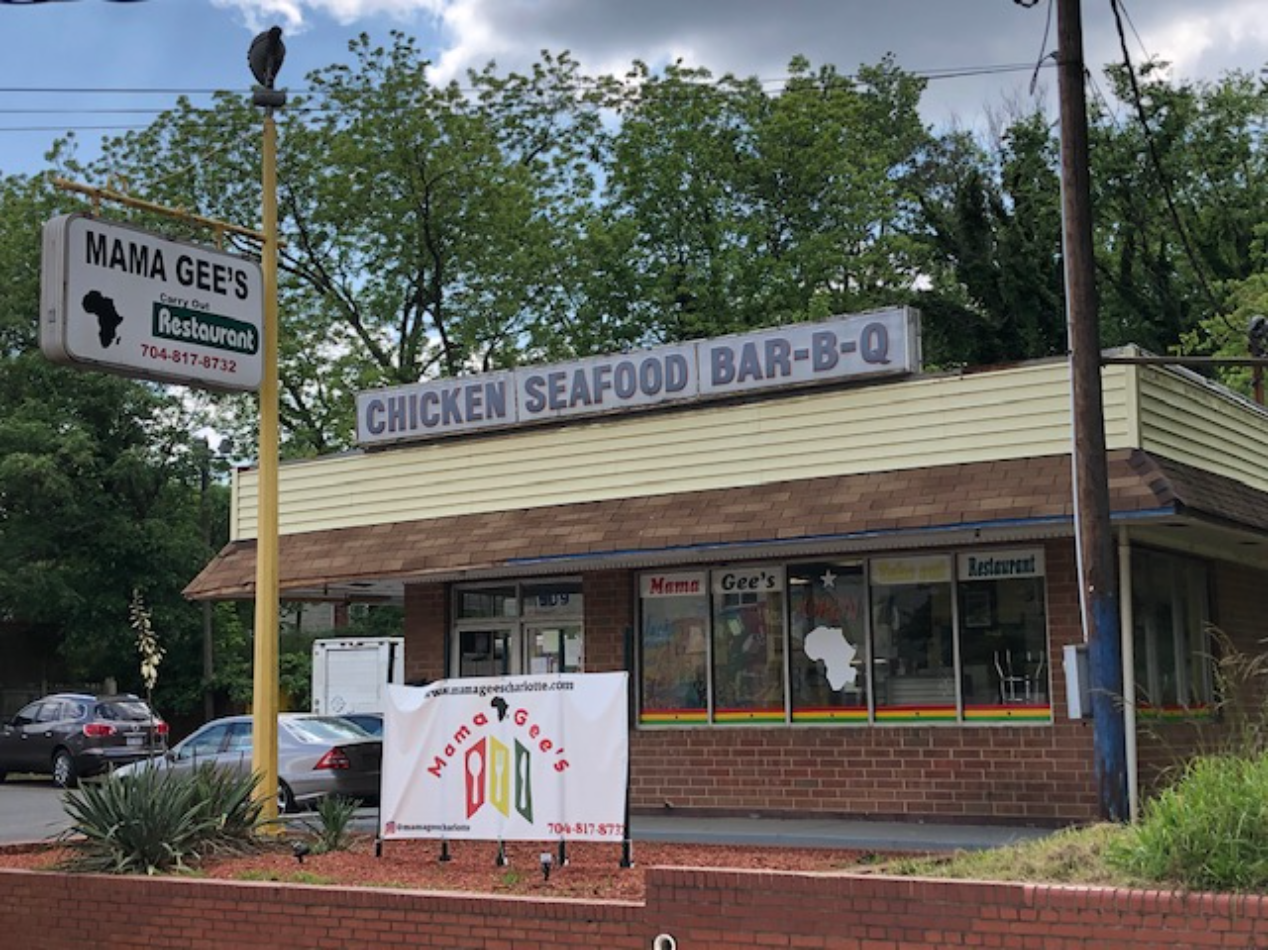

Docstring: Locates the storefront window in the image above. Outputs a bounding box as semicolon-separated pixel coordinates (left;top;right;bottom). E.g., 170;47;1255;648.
1132;550;1211;708
870;556;956;718
789;562;867;721
712;567;785;720
957;550;1049;714
639;572;709;724
636;550;1053;728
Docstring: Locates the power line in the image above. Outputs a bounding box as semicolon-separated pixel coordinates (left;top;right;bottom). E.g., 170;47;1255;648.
0;60;1054;101
0;123;146;132
1108;0;1226;320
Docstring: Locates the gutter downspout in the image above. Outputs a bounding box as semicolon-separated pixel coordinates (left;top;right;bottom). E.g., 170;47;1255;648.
1118;527;1138;821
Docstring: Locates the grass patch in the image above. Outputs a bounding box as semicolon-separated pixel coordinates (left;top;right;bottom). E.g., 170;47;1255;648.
870;824;1153;889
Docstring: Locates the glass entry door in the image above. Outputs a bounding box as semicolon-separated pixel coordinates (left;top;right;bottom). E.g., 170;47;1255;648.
453;579;585;679
525;623;584;674
458;628;513;678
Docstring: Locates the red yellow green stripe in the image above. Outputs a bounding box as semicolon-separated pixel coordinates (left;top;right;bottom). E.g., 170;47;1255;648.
1136;704;1212;722
874;705;958;723
792;707;869;723
639;709;708;725
712;708;786;724
963;704;1052;723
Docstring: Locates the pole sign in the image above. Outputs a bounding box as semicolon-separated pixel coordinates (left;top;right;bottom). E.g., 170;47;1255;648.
39;214;264;392
357;306;921;446
380;672;629;843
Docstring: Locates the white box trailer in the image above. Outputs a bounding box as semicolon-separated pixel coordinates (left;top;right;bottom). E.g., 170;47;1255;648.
311;637;405;716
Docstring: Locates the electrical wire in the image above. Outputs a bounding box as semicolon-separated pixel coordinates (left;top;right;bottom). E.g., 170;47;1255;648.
1028;0;1055;96
0;59;1057;137
1109;0;1228;324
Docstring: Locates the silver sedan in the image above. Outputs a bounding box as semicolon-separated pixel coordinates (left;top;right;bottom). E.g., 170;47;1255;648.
114;713;381;812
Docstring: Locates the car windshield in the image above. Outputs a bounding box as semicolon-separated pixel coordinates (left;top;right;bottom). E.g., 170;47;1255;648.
95;699;155;722
283;717;375;743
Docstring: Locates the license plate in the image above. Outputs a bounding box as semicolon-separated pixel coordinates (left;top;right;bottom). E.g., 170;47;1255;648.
126;735;144;747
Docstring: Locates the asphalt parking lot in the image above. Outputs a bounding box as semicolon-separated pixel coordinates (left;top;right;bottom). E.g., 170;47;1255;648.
1;773;1055;851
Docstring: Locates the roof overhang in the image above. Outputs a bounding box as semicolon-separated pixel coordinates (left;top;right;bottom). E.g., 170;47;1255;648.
185;449;1266;604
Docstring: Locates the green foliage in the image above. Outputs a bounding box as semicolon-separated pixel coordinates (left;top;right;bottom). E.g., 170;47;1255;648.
188;763;270;848
57;764;266;875
1107;751;1268;892
879;824;1146;887
918;64;1266;373
303;794;361;854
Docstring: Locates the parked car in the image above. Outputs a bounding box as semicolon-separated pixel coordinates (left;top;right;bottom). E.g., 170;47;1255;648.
113;713;381;812
338;712;383;737
0;693;168;788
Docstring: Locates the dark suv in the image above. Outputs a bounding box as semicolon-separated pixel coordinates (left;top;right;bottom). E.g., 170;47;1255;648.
0;693;168;788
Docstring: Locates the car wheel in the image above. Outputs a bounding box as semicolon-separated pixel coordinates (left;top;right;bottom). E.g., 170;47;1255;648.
52;749;78;789
277;779;296;814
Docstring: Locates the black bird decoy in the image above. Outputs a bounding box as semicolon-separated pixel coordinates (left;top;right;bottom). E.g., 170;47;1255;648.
248;25;286;89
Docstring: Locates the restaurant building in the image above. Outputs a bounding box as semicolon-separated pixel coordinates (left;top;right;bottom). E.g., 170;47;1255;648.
187;309;1267;825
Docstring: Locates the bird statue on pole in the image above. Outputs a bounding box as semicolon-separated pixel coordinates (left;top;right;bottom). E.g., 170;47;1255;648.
248;25;286;90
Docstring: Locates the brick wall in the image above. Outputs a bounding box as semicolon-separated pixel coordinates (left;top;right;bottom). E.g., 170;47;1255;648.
403;584;447;685
3;866;1264;950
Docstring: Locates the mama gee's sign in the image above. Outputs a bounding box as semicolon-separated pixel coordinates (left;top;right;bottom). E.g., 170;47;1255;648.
357;307;920;446
40;214;264;392
380;673;628;843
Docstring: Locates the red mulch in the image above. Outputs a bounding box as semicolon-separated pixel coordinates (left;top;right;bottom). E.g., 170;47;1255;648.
0;835;889;902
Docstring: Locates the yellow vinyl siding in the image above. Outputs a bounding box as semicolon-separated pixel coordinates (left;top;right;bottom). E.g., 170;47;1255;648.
230;358;1257;540
1135;367;1267;490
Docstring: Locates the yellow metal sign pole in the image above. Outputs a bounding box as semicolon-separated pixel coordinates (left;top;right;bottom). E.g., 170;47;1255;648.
250;104;281;827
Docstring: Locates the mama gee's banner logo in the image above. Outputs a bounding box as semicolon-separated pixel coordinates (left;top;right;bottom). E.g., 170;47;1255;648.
380;673;628;843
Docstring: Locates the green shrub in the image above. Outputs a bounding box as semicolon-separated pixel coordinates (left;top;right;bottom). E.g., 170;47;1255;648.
188;764;269;851
304;794;360;854
58;765;266;875
1108;750;1268;892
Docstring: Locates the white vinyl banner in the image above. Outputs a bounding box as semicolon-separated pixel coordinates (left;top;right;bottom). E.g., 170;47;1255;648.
380;673;629;842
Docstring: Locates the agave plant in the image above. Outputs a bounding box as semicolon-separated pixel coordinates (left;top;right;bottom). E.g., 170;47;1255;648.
303;794;361;854
58;765;267;875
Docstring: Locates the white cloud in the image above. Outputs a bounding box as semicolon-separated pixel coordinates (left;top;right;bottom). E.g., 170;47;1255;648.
1133;3;1268;79
211;0;446;34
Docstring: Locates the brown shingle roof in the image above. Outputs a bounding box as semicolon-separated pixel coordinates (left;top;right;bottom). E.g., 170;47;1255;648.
184;449;1266;600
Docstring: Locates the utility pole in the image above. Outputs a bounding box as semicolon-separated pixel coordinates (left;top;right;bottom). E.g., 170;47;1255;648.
199;439;215;723
249;25;287;828
1056;0;1128;820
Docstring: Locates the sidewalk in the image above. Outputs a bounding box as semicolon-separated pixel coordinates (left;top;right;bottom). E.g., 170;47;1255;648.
628;813;1057;852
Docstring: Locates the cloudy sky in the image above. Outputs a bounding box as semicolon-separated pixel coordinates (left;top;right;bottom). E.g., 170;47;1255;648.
1;0;1265;176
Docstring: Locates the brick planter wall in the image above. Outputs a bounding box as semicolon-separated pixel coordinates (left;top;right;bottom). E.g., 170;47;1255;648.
2;865;1264;949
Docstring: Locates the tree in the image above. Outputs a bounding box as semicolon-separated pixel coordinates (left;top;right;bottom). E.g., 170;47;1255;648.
73;36;610;456
918;111;1067;367
916;64;1266;373
599;55;934;344
1089;63;1267;358
0;172;220;713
